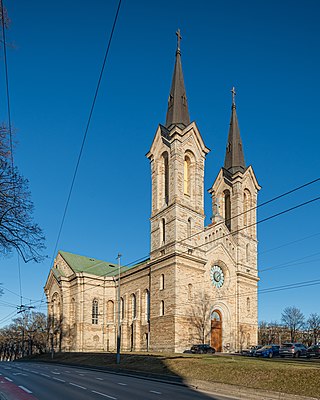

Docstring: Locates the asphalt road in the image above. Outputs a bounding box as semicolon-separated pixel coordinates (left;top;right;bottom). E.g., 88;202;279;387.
0;361;239;400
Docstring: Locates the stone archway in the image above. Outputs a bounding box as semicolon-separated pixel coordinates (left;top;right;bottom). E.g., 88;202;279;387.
211;310;222;352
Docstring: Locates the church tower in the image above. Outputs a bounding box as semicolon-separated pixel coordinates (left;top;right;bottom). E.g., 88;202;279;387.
147;30;210;261
208;88;260;351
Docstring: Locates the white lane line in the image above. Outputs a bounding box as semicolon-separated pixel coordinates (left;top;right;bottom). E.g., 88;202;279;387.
52;372;60;375
4;377;13;382
64;371;71;373
91;390;117;399
19;386;32;394
31;371;39;374
41;373;50;377
117;383;127;386
150;390;162;395
78;373;85;376
53;377;65;382
96;377;103;380
69;382;87;390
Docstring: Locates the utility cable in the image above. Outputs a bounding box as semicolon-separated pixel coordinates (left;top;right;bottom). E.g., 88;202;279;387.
50;0;122;264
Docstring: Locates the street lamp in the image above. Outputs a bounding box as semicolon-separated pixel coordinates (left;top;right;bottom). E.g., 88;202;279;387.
110;253;122;365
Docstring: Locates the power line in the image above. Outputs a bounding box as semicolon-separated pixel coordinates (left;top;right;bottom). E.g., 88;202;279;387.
50;0;122;264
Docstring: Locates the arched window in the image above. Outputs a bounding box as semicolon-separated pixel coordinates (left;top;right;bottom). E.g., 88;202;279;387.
184;155;191;195
187;217;192;238
162;152;169;205
107;300;114;323
224;190;231;231
160;300;165;316
247;297;250;312
243;189;251;227
145;290;150;321
92;299;99;325
131;294;136;320
160;218;166;245
188;284;193;301
211;310;221;321
120;297;124;320
160;274;165;290
70;298;76;325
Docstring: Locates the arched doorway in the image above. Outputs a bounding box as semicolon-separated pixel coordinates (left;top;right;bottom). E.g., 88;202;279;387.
211;310;222;352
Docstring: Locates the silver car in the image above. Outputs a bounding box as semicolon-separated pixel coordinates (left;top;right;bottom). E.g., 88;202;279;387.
279;343;307;358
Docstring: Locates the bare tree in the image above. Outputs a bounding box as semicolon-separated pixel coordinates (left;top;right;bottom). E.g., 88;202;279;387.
281;306;305;342
307;313;320;345
189;292;211;344
0;127;45;262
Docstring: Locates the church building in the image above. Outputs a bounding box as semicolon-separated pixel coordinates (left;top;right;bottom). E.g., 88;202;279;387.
45;32;260;354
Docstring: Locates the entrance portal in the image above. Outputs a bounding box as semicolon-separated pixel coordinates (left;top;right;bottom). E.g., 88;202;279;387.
211;310;222;352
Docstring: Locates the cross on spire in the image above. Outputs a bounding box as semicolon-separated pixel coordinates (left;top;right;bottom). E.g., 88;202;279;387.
231;86;236;107
176;29;182;52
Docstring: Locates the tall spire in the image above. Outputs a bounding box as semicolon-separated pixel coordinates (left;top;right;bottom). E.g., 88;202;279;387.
165;29;190;128
224;87;246;174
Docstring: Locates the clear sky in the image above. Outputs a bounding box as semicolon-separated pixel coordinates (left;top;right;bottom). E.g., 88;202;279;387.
0;0;319;328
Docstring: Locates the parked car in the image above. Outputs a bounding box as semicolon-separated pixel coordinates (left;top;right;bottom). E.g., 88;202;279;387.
279;343;307;358
241;345;263;356
306;345;320;358
255;345;280;358
190;344;216;354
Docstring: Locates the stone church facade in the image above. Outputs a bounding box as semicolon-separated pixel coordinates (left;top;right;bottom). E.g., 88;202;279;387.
45;33;260;354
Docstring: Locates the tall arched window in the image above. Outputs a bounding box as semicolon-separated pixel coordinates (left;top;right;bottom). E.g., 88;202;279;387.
145;290;150;322
243;189;251;227
70;298;75;325
131;294;136;320
184;155;191;195
92;299;99;325
120;297;124;320
247;297;250;312
160;274;165;290
162;152;169;205
187;217;192;238
224;190;231;231
160;218;166;245
160;300;165;316
107;300;114;323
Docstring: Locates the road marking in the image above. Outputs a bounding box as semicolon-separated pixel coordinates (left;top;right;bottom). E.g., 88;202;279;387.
19;386;32;394
13;373;28;376
64;371;71;373
41;373;50;377
150;390;162;395
52;371;60;375
31;371;39;374
96;377;103;380
117;383;127;386
4;377;13;382
78;373;85;376
91;390;117;399
53;377;65;382
69;382;87;390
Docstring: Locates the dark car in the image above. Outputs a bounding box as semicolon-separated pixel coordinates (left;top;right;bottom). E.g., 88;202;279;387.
241;345;262;356
306;345;320;358
279;343;307;358
190;344;216;354
255;345;280;358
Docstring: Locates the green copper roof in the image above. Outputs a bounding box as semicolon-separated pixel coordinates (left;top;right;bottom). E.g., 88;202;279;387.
58;250;148;278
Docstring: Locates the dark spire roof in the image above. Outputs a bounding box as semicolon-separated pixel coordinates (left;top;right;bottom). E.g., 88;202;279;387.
224;87;246;174
165;29;190;128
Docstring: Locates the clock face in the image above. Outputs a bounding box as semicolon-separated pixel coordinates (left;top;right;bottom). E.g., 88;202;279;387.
210;266;224;288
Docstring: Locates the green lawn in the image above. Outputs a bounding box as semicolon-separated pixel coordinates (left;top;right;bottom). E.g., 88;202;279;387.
21;352;320;398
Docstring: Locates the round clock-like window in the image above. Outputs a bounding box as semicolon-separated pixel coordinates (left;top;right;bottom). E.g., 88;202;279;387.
210;265;224;288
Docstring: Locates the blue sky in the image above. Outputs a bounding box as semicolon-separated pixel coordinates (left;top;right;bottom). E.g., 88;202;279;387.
0;0;319;327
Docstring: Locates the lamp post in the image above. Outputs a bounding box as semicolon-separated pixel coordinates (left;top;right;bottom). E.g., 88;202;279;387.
116;253;121;365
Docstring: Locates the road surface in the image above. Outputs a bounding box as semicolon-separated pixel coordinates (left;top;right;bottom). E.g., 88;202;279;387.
0;361;241;400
